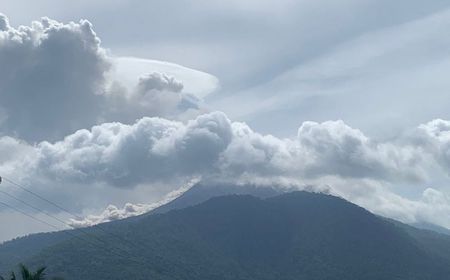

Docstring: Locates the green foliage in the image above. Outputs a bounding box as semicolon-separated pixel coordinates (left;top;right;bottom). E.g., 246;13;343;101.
1;264;60;280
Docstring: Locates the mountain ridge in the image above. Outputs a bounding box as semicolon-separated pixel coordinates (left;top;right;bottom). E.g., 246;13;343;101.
2;190;450;279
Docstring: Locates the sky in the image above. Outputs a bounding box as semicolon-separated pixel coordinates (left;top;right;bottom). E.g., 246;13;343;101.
1;0;450;242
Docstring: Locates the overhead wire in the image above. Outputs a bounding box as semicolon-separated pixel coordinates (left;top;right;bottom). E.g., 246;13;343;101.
0;188;132;253
0;176;152;266
1;176;144;250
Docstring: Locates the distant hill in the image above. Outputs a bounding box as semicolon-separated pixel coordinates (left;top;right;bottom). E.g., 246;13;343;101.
412;222;450;236
2;191;450;279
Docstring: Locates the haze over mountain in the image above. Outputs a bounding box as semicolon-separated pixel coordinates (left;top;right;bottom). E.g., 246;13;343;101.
2;190;450;279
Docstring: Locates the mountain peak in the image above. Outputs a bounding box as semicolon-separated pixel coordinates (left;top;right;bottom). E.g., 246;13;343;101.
2;189;450;279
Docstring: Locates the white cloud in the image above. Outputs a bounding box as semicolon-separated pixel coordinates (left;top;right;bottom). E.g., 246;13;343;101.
2;112;450;230
0;14;9;31
24;113;424;189
0;14;218;142
31;112;232;188
296;120;425;182
363;185;450;229
137;72;184;93
105;71;207;123
416;119;450;174
0;15;110;142
68;177;199;228
110;57;219;99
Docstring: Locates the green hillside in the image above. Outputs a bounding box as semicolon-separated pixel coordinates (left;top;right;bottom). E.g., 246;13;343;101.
2;191;450;279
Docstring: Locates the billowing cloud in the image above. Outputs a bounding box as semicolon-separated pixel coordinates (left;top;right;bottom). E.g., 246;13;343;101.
0;112;434;188
1;111;450;231
68;177;198;228
416;119;450;173
31;112;232;187
105;71;205;124
109;57;219;99
0;15;110;142
0;14;9;31
0;112;443;193
137;72;183;93
0;14;218;143
296;120;425;182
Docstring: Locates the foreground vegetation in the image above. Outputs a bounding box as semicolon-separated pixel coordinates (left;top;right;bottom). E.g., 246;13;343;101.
0;264;62;280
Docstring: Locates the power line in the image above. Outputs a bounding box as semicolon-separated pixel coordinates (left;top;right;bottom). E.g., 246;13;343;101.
0;189;71;229
0;199;63;231
0;188;133;254
2;177;80;218
1;176;144;251
0;198;148;266
0;176;152;266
